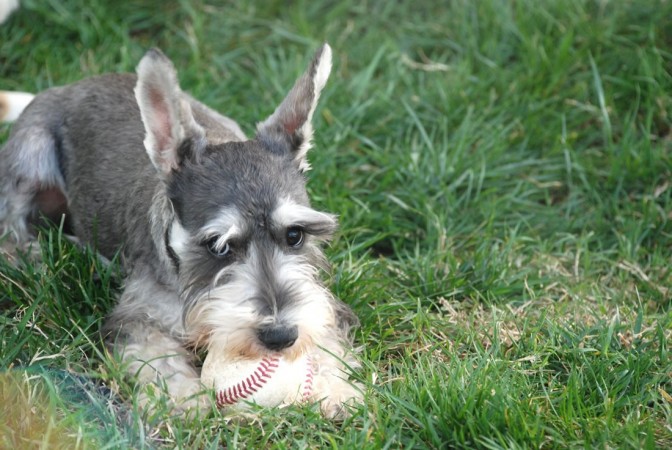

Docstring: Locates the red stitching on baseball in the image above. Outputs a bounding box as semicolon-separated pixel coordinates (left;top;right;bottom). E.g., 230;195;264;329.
302;356;315;401
216;355;280;407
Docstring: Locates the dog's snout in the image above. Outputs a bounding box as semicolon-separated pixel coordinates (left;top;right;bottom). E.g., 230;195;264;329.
257;325;298;351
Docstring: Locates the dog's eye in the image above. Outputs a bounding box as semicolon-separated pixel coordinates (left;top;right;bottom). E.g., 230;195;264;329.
286;227;304;248
205;236;230;258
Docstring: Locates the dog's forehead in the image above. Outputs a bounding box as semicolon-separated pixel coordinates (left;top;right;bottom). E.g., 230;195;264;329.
169;140;309;231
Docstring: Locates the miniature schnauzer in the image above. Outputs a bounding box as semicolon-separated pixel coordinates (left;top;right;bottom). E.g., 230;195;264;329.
0;44;363;418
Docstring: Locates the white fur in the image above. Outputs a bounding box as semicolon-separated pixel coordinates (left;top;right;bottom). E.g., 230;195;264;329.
294;44;332;171
0;91;34;122
169;218;192;256
8;129;64;186
122;330;203;410
170;207;243;259
313;45;332;97
0;0;18;25
198;207;241;239
273;197;336;236
0;127;65;242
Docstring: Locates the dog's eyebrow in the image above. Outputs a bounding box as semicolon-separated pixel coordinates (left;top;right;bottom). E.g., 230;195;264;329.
198;207;243;242
272;199;337;237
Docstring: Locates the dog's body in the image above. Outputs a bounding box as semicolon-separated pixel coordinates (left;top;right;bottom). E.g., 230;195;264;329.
0;45;362;418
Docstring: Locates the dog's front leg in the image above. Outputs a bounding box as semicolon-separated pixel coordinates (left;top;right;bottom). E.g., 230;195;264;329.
310;348;364;420
104;271;204;412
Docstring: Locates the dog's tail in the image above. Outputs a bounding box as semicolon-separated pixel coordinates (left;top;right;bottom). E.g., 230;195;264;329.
0;91;34;122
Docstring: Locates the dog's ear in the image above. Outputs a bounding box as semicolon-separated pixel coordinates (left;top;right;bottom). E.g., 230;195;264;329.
256;44;332;172
135;48;205;176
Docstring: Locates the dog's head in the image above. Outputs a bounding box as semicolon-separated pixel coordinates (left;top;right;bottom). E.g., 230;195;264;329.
133;45;355;360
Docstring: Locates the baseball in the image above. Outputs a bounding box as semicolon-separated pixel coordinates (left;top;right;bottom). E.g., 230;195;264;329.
201;351;315;409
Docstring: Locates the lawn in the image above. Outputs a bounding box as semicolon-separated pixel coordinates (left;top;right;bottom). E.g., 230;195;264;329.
1;0;671;448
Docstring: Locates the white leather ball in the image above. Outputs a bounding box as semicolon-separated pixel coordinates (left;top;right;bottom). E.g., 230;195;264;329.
201;352;315;409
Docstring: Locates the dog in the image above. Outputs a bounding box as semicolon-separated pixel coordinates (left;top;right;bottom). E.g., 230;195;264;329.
0;44;363;419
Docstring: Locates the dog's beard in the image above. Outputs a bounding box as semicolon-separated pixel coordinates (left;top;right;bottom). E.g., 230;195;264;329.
182;249;339;362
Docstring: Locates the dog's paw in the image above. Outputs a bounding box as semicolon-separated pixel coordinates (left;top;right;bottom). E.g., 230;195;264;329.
0;237;42;264
315;378;363;420
136;379;208;417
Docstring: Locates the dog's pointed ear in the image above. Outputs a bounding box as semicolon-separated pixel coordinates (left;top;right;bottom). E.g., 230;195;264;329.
135;48;205;176
256;44;332;172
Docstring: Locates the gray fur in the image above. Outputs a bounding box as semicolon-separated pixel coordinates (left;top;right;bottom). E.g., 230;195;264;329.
0;44;363;418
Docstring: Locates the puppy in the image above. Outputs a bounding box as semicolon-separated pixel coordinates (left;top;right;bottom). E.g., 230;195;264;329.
0;44;363;418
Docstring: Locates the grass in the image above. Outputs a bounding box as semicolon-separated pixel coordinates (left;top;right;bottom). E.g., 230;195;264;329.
1;0;671;447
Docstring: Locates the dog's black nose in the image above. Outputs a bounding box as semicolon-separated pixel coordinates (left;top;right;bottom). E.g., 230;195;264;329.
257;325;298;351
